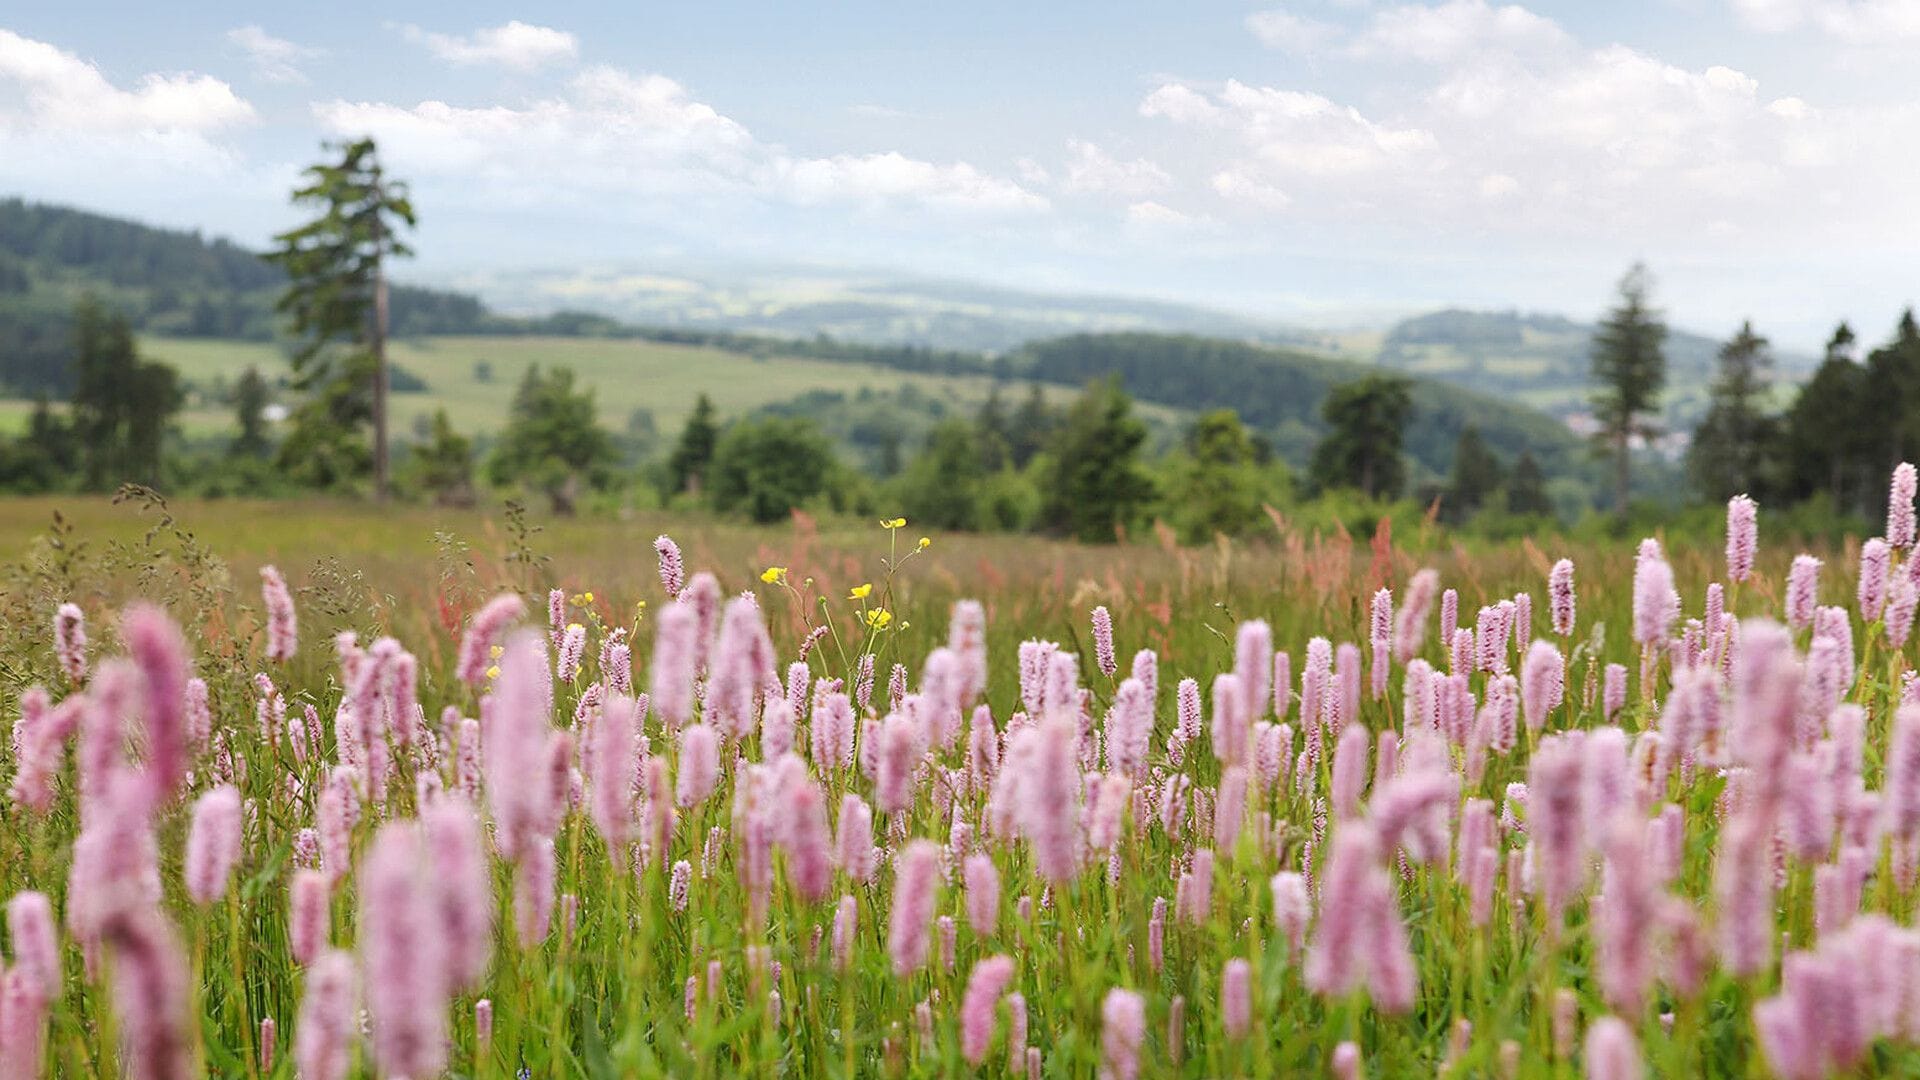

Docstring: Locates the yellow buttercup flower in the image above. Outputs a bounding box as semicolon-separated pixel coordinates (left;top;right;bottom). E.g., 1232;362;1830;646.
865;608;893;629
849;583;873;600
583;592;594;603
489;644;504;659
761;566;788;584
918;536;931;550
881;517;907;530
485;664;501;680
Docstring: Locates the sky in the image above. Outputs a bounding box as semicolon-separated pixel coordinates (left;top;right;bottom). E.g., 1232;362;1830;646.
4;0;1919;346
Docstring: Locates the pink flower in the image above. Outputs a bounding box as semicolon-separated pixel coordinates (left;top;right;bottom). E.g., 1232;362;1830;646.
676;724;720;808
836;794;876;882
1013;718;1083;883
457;593;525;686
288;869;329;966
1890;462;1917;550
6;891;59;996
1584;1017;1643;1080
183;785;242;905
649;601;700;730
1543;557;1574;634
1595;817;1656;1014
1234;620;1273;718
488;631;553;858
260;565;297;662
294;950;357;1080
1271;871;1310;953
886;840;941;976
513;836;557;946
54;602;87;684
121;604;190;804
1394;569;1439;661
1211;673;1249;765
1603;663;1628;721
964;853;1000;935
1529;736;1586;921
100;906;193;1080
948;600;990;706
1091;606;1117;678
1632;550;1677;645
1105;677;1153;777
832;895;858;971
1726;495;1758;584
706;597;776;738
361;823;448;1078
779;771;834;901
1221;958;1252;1038
1100;988;1145;1080
422;796;493;989
1860;538;1892;621
960;955;1016;1065
1786;555;1821;631
654;535;685;595
1521;641;1565;732
1330;725;1370;819
589;694;638;851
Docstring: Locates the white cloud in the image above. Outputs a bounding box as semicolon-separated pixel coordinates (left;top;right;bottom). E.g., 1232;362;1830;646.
1059;139;1172;196
1210;169;1294;209
225;26;322;84
1729;0;1920;42
400;21;580;70
1246;9;1341;53
1145;80;1438;180
0;29;254;135
1352;0;1572;62
315;65;1045;213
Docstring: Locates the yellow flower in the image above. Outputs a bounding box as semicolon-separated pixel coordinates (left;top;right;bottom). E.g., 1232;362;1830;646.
489;644;504;659
882;517;907;529
583;591;595;603
849;583;873;600
917;536;931;550
485;664;501;680
865;608;893;629
567;622;583;633
760;566;788;584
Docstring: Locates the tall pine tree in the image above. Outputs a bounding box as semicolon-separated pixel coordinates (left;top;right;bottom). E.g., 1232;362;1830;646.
1589;263;1667;516
1686;321;1776;501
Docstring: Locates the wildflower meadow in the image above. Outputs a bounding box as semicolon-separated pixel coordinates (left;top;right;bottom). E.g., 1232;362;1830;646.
4;473;1920;1079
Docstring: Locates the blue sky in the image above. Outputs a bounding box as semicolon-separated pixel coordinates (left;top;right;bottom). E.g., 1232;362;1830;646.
4;1;1918;346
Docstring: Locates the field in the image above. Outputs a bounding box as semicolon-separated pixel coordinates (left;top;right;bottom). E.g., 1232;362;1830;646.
0;486;1911;1078
119;335;1153;446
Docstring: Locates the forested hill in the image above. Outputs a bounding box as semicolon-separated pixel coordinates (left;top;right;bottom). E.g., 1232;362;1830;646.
0;199;495;395
1010;332;1584;481
1374;308;1816;424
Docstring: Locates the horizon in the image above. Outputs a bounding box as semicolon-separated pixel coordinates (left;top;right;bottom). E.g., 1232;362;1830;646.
8;3;1920;351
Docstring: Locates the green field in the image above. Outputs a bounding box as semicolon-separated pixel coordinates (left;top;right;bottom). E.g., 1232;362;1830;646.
130;334;1122;445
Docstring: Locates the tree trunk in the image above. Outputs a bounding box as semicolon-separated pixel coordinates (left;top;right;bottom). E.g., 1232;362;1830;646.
371;212;390;504
1613;429;1630;519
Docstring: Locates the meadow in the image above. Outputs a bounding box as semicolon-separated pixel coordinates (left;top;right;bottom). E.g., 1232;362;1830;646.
0;483;1908;1078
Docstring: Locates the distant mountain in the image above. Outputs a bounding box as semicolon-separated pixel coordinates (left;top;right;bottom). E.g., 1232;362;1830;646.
456;265;1339;355
1373;308;1817;426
